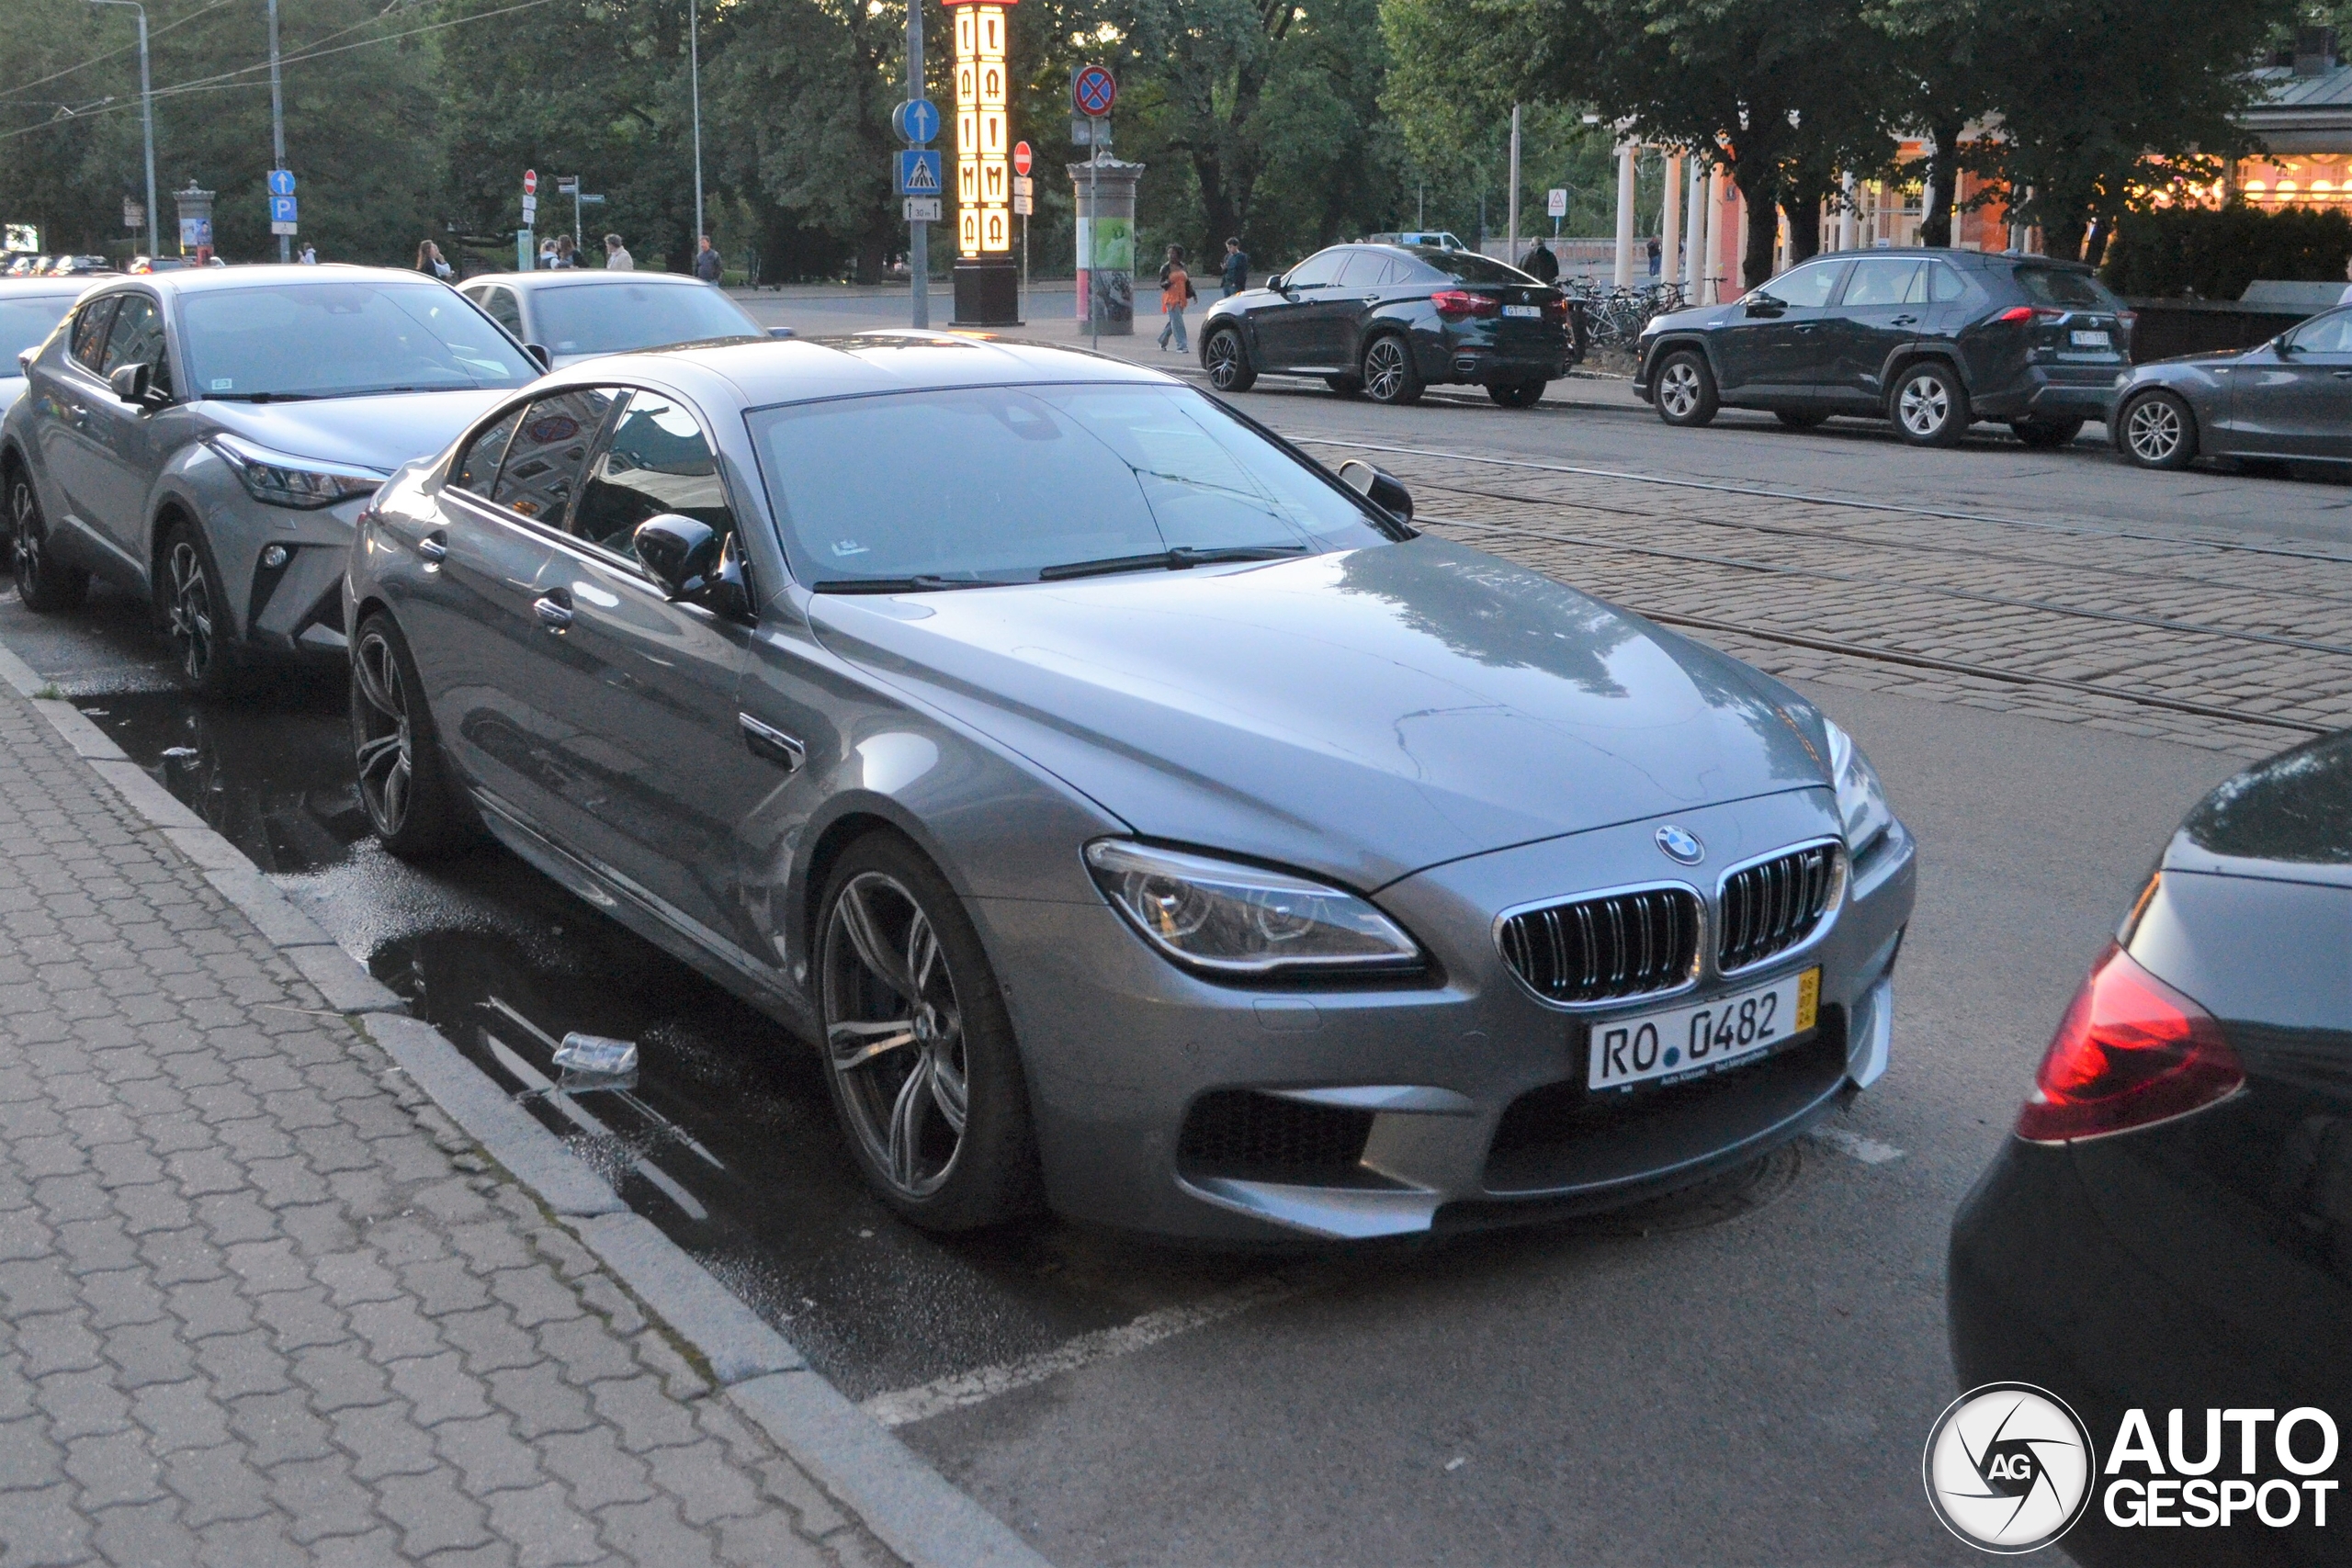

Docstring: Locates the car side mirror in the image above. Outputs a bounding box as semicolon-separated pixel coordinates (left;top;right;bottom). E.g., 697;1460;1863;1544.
1267;273;1287;293
525;343;552;370
1744;293;1784;317
2275;335;2300;356
634;513;751;618
1337;458;1413;523
17;350;33;376
107;362;165;407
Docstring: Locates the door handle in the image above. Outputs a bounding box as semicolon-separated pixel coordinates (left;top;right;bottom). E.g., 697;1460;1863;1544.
416;530;448;563
738;713;806;773
533;591;573;631
1792;323;1817;333
2333;370;2352;380
1892;315;1918;325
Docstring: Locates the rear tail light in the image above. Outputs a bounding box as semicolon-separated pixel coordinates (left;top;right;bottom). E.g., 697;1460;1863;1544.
1993;305;2064;325
2015;943;2243;1143
1431;288;1500;320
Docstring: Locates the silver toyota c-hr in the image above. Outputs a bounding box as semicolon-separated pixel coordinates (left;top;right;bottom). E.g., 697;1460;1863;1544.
0;265;538;692
345;332;1917;1242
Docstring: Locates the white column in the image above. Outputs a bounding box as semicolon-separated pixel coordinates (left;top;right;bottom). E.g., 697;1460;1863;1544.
1707;166;1726;301
1507;104;1521;258
1684;160;1707;295
1612;141;1638;286
1660;154;1683;290
1839;171;1860;251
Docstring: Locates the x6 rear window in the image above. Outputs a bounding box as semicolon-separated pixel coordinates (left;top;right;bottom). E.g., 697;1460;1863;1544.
2013;267;2115;310
1405;248;1536;286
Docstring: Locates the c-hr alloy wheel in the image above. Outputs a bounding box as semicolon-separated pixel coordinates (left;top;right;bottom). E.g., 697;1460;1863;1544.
8;469;89;613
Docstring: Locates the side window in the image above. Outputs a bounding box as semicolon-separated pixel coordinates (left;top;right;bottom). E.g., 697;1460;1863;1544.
450;404;525;496
489;388;614;525
1281;249;1348;289
1768;261;1847;309
1336;251;1389;287
1839;258;1919;309
1917;263;1967;304
100;296;172;397
2290;311;2352;355
480;287;525;339
69;298;119;372
569;392;736;559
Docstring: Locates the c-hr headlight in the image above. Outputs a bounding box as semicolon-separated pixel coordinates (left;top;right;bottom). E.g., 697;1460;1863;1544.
205;433;386;510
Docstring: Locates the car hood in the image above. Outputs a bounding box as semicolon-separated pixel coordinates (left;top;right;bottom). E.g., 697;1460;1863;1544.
196;388;512;473
2167;730;2352;888
808;536;1831;889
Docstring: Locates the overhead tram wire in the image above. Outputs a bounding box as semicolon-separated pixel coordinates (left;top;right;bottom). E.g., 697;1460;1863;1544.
0;0;233;104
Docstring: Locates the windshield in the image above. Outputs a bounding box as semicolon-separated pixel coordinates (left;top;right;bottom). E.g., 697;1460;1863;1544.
531;281;763;356
0;295;74;362
2014;267;2118;310
751;382;1392;588
179;281;537;399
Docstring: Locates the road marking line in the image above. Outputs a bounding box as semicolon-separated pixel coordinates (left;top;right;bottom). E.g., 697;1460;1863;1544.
1807;1127;1905;1166
861;1272;1317;1428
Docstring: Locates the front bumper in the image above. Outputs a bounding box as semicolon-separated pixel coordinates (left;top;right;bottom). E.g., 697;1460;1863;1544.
978;790;1917;1242
178;454;370;658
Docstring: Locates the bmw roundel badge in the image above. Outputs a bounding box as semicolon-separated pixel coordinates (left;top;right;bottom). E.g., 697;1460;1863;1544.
1655;825;1704;865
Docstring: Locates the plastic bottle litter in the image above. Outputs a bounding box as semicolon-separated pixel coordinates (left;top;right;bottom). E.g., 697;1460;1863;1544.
552;1032;639;1077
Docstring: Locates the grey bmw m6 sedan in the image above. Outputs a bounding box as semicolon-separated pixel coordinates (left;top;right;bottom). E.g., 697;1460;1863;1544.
345;331;1917;1241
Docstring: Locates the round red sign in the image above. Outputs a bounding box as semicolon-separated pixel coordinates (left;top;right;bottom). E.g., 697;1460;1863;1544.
1012;141;1033;178
523;169;537;196
1073;64;1115;118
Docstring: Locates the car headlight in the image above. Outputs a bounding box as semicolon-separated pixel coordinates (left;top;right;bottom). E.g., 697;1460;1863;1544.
1084;840;1422;976
1823;719;1894;858
205;434;385;509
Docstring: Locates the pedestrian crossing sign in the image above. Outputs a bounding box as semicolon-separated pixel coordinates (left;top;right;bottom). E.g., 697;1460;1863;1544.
898;151;943;195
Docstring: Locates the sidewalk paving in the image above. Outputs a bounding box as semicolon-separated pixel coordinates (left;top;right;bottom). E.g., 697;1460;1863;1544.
0;676;893;1564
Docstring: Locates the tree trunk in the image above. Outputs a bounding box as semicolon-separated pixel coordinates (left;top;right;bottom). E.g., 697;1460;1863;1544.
1917;117;1964;248
1780;174;1827;265
2041;212;2089;264
2083;219;2110;269
1731;161;1781;288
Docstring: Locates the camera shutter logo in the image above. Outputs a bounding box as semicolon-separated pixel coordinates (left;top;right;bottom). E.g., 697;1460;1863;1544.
1924;1383;2098;1553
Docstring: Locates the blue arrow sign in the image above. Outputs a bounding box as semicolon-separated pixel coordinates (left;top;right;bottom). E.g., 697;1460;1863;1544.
896;149;943;196
266;168;295;197
894;97;940;146
268;195;298;224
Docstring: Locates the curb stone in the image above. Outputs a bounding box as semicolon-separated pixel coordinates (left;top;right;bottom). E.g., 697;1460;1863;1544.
0;630;1053;1568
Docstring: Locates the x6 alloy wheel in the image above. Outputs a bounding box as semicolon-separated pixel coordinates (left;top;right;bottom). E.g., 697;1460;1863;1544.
1204;327;1254;392
1361;335;1422;405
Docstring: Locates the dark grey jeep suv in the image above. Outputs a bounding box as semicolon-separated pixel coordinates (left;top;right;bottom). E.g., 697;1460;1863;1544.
1632;249;2132;448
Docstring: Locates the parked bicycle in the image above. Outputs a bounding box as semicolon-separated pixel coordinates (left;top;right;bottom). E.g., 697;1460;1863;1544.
1566;279;1687;350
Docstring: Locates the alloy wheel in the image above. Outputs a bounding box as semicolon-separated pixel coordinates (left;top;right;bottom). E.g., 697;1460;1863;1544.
1363;337;1409;401
9;480;38;594
1658;361;1701;420
352;627;414;836
1205;332;1243;389
165;538;216;684
822;871;970;1201
1897;374;1951;437
2125;397;2183;464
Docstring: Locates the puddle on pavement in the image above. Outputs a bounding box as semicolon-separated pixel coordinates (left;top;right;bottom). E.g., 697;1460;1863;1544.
74;676;1806;1404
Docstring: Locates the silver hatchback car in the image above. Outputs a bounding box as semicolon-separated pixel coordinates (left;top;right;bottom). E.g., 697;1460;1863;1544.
346;333;1917;1242
0;265;538;692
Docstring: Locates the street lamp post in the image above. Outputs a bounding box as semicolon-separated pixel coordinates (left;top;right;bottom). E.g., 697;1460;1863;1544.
85;0;156;265
688;0;704;249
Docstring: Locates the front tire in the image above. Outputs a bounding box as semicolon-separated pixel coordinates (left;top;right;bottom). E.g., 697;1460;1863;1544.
2117;391;2196;470
1360;333;1424;406
2011;415;2085;450
1202;326;1255;393
817;833;1041;1230
1488;378;1546;408
1889;361;1968;446
350;610;478;858
8;468;89;613
1652;349;1718;427
159;520;238;695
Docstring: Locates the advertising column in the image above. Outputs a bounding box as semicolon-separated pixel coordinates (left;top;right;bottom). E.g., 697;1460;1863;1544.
1069;158;1141;335
174;186;215;264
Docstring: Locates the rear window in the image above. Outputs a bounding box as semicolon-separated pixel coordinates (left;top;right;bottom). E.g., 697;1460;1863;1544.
2013;267;2116;310
1406;248;1535;286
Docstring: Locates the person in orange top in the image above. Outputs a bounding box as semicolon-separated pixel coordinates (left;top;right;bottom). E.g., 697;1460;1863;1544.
1157;244;1194;353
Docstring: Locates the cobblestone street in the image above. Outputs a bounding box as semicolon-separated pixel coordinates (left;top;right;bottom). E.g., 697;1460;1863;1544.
0;683;888;1566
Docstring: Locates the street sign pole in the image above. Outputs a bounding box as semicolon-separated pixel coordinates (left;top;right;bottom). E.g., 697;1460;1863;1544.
906;0;927;329
688;0;705;249
268;0;288;262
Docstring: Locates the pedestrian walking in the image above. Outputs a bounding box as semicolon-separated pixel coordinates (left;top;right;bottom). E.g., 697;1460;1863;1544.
299;243;318;265
1220;236;1249;297
694;235;723;283
604;232;634;271
1521;240;1559;283
552;234;577;268
414;240;451;279
1647;236;1662;277
1157;244;1193;353
2338;254;2352;306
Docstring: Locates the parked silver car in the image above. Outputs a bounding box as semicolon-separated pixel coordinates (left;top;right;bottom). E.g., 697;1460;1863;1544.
2112;302;2352;469
0;265;538;692
345;333;1917;1241
0;277;85;423
458;270;781;370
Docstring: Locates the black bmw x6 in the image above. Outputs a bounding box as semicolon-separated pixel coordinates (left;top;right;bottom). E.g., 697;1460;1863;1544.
1199;243;1578;408
1634;248;2132;448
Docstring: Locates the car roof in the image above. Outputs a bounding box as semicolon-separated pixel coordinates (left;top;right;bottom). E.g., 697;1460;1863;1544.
522;330;1176;408
91;263;445;296
0;278;89;298
469;271;713;292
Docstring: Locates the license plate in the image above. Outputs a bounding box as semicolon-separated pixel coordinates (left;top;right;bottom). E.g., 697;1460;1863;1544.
1502;303;1544;319
2070;329;2110;348
1588;967;1820;1092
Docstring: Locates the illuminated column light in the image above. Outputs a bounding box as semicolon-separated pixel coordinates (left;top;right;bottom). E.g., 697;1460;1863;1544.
949;0;1013;257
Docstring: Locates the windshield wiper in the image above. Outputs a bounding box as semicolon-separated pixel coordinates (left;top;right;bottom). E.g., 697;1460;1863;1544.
1035;544;1308;581
809;574;1008;594
205;391;324;402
